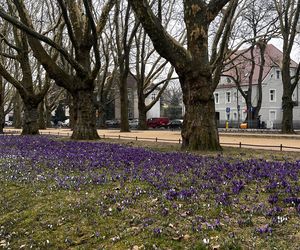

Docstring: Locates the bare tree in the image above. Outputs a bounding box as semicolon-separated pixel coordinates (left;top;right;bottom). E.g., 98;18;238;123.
127;0;238;150
0;5;51;135
221;0;278;126
0;0;115;139
131;0;181;129
274;0;300;133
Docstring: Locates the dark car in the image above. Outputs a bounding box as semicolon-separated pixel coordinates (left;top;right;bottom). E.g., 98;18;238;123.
147;117;170;128
167;119;183;130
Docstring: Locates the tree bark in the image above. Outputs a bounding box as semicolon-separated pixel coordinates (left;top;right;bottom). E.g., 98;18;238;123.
282;92;294;133
138;100;148;130
13;92;22;128
181;74;221;151
0;77;4;134
119;80;130;132
71;88;99;140
137;81;148;130
22;101;39;135
38;101;46;129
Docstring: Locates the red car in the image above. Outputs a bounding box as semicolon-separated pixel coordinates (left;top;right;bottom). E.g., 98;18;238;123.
147;117;170;128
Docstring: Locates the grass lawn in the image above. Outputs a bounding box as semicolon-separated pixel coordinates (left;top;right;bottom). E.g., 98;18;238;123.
0;135;300;249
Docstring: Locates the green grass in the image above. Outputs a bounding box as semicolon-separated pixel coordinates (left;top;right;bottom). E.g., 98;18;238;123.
1;178;300;249
1;139;300;249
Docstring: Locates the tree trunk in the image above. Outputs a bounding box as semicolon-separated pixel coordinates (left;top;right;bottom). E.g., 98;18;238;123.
119;81;130;132
13;93;22;129
181;76;221;151
138;95;148;130
0;78;4;134
44;104;52;127
97;105;106;128
71;89;99;140
281;57;294;133
38;100;46;129
22;102;39;135
281;94;294;133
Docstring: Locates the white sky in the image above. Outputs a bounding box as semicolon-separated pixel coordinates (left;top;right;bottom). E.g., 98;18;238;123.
270;38;300;63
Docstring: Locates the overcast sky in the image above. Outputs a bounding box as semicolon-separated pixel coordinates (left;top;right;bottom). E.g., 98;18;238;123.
270;38;300;62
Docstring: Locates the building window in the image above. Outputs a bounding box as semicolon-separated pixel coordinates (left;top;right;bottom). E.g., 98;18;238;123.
226;91;231;103
226;77;231;84
214;93;219;104
151;93;156;101
276;70;281;79
269;89;276;102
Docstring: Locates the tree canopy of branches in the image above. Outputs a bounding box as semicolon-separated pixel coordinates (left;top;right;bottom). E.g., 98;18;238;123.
0;3;52;135
0;0;115;139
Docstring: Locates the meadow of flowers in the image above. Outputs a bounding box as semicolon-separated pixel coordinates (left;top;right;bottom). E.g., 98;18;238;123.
0;135;300;249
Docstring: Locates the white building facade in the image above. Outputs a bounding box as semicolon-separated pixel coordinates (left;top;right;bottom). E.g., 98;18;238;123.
214;44;300;129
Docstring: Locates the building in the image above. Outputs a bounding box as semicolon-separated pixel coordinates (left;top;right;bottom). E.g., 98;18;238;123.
114;75;160;120
215;44;300;129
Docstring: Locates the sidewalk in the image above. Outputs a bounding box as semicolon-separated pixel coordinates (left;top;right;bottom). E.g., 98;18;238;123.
4;128;300;152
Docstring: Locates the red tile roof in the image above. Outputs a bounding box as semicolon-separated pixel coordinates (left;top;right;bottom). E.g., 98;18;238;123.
220;44;298;87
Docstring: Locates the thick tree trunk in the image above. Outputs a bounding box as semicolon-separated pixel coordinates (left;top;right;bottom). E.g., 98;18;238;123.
281;95;294;133
181;76;221;151
138;96;148;130
45;109;52;127
66;93;75;129
0;78;4;134
97;105;106;128
281;58;294;134
38;101;46;129
119;81;130;132
22;102;39;135
13;93;22;129
71;89;99;140
0;107;3;134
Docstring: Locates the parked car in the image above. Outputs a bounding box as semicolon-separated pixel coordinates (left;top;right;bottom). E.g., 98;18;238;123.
4;121;12;126
105;119;119;128
58;119;69;127
147;117;170;128
129;119;139;129
167;119;183;130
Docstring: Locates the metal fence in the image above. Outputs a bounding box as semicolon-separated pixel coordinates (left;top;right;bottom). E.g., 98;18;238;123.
2;129;300;152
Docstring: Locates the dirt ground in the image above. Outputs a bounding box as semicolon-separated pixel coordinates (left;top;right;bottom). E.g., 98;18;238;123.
98;129;300;151
4;128;300;152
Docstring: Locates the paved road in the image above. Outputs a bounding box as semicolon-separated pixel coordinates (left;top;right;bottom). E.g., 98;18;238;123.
4;128;300;152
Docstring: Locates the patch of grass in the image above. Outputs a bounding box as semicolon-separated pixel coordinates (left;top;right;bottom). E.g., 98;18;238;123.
104;138;300;161
0;136;300;249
